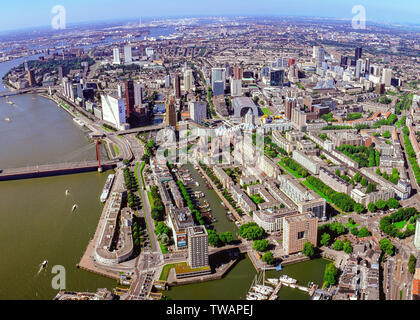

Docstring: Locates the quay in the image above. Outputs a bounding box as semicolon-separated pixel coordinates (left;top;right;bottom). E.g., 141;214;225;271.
0;160;119;181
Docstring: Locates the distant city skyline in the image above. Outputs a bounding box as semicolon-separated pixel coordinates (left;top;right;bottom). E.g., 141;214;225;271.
0;0;418;32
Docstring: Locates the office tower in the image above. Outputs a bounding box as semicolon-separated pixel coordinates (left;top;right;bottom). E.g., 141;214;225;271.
382;68;392;86
415;218;420;250
165;75;171;88
113;47;121;65
62;77;70;96
230;78;242;97
364;58;371;75
211;68;226;95
289;64;298;79
76;83;83;99
313;46;325;67
134;81;143;106
27;70;36;87
124;45;132;64
340;56;348;68
174;75;181;99
355;47;363;61
261;67;270;78
166;97;177;127
270;68;284;87
283;213;318;255
125;80;135;119
187;226;209;269
184;69;194;92
277;57;289;68
234;65;243;80
355;59;363;79
189;101;207;124
285;97;297;120
24;60;29;72
375;83;386;95
101;92;126;130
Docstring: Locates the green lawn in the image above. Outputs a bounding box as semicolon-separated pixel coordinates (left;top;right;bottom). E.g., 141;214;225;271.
159;263;188;281
261;108;272;115
250;195;265;205
114;145;120;156
148;191;155;211
394;221;407;229
278;160;303;179
407;224;415;231
345;222;359;228
303;180;346;215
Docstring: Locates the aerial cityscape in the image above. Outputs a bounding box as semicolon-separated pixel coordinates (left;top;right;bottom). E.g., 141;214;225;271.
0;0;419;305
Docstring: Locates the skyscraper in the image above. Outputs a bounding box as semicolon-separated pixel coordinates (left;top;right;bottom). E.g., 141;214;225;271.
125;80;135;120
134;81;143;106
124;45;132;64
355;59;363;79
270;68;284;87
174;75;181;99
415;218;420;250
211;68;226;95
166;97;177;127
101;92;126;130
27;70;36;87
382;68;393;86
184;69;194;92
113;47;121;65
283;213;318;255
165;75;171;88
285;97;297;120
189;101;207;124
187;226;209;269
355;47;363;61
230;79;242;97
234;65;243;80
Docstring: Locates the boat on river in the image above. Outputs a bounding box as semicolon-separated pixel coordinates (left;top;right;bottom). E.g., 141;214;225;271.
100;174;115;203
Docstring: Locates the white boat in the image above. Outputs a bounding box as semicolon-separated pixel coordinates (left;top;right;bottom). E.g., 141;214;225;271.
65;190;70;196
280;275;297;284
267;278;280;285
72;204;78;212
73;118;85;127
250;291;268;300
246;293;258;300
252;285;273;296
100;174;115;203
4;117;11;122
40;260;48;268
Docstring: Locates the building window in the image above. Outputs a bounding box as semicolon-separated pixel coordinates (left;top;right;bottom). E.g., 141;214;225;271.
298;231;305;240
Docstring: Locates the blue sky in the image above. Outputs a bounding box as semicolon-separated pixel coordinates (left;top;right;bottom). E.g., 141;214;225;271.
0;0;419;31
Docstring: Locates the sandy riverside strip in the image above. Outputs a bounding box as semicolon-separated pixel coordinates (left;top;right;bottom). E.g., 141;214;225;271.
77;170;123;280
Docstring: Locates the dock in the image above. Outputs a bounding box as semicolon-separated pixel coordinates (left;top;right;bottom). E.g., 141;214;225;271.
266;281;282;300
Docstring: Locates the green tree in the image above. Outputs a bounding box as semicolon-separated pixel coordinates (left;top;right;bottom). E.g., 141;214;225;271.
409;254;417;274
219;232;234;245
343;241;353;254
238;223;264;240
320;233;331;246
333;239;344;251
207;229;221;247
253;239;270;252
350;227;359;236
354;203;365;214
323;263;338;287
368;203;376;213
357;226;371;238
379;238;395;256
360;177;368;186
262;252;274;265
387;198;400;209
376;199;387;211
302;242;315;258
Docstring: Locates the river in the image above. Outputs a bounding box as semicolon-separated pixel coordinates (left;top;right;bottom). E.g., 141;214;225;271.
0;57;116;300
